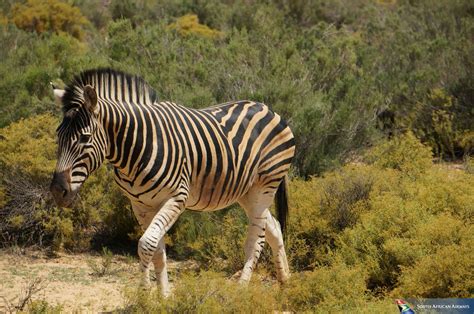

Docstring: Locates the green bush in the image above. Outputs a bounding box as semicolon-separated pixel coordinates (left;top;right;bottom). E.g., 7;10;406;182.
167;206;247;273
283;134;473;298
2;0;473;174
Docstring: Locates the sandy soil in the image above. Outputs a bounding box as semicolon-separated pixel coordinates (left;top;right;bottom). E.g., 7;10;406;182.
0;249;160;312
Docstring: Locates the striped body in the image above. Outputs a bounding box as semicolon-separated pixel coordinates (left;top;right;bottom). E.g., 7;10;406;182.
106;100;294;212
51;69;295;293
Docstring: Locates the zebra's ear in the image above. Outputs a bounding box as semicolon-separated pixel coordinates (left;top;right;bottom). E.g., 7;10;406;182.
83;85;98;113
51;82;65;106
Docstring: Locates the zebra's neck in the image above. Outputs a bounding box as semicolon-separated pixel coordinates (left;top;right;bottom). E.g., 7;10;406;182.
98;98;161;182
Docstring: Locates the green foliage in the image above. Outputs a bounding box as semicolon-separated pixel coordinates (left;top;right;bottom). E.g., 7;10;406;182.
10;0;90;39
393;240;474;298
2;0;473;174
166;206;247;273
333;166;473;294
0;28;105;128
465;156;474;174
123;268;393;313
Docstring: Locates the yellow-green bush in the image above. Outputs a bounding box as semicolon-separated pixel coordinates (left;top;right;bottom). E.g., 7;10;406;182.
365;131;433;178
282;134;473;300
124;271;277;313
10;0;90;40
281;262;368;311
465;156;474;174
166;205;247;273
393;238;474;298
168;14;223;39
0;114;57;180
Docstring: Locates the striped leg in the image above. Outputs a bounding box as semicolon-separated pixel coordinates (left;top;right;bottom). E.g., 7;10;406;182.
239;210;267;283
238;191;275;283
136;197;186;294
152;237;170;296
131;204;154;287
238;188;290;284
265;211;290;283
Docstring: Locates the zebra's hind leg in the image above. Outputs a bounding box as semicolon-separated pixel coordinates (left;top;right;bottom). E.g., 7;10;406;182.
238;188;290;284
239;211;267;283
265;211;290;283
237;192;275;284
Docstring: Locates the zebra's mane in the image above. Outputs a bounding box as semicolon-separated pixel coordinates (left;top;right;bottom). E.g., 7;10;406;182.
62;68;158;113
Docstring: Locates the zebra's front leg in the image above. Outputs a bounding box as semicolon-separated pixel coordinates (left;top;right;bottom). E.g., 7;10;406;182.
137;197;186;294
152;237;170;297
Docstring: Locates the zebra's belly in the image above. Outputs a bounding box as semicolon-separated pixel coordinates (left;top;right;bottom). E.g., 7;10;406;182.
115;175;245;212
185;183;244;212
185;170;257;211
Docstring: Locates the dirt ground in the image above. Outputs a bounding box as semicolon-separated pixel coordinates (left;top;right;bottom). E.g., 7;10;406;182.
0;248;178;312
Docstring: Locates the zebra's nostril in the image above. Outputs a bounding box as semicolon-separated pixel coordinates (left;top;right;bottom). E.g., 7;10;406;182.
62;189;68;198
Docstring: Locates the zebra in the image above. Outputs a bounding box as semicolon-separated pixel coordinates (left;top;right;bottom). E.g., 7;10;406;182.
50;69;295;295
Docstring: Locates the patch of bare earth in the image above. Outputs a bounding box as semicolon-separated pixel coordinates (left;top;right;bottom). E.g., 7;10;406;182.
0;249;142;312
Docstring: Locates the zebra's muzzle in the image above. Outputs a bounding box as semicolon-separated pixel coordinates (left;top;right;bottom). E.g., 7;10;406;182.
50;170;75;207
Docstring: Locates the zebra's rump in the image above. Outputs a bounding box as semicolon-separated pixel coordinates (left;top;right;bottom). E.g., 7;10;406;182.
184;100;295;211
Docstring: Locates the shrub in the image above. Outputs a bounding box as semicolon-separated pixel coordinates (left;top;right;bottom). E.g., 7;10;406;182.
88;247;118;277
123;271;278;313
0;29;106;128
10;0;90;40
168;14;223;39
319;165;374;231
166;205;247;273
393;240;474;298
366;132;433;178
334;164;473;293
281;262;369;312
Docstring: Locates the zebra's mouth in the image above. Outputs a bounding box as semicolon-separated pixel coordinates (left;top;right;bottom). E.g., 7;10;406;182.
50;170;77;208
52;192;77;208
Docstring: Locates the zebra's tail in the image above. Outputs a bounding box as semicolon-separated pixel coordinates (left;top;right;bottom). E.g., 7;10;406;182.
275;176;289;238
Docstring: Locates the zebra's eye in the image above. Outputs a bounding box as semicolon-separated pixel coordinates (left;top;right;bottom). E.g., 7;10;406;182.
79;133;92;144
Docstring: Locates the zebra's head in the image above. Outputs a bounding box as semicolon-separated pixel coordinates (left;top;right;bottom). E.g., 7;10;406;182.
50;84;106;207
